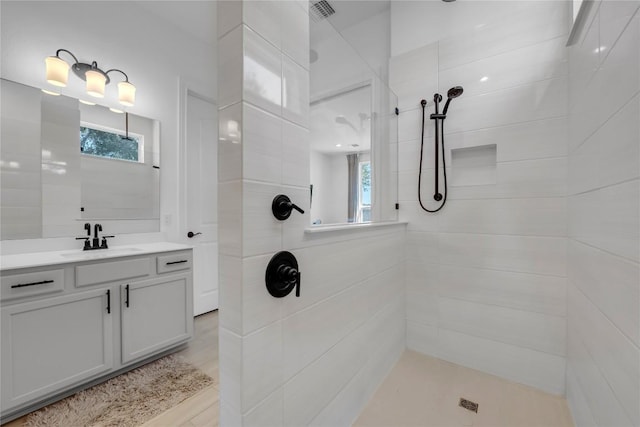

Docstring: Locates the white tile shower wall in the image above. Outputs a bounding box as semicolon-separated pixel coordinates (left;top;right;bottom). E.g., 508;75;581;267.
0;80;43;240
566;2;640;426
40;95;81;238
217;2;406;425
390;1;571;395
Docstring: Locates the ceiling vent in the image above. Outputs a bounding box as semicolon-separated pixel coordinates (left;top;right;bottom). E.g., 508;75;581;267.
310;0;336;22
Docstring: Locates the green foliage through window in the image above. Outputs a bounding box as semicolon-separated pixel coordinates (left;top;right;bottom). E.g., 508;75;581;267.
359;161;372;222
80;126;140;162
360;162;371;206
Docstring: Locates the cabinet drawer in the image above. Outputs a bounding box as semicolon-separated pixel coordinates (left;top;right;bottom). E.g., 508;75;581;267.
76;258;150;288
1;269;65;302
157;252;192;274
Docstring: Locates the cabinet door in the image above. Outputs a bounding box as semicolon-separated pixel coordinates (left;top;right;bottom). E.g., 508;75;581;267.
121;274;192;364
1;288;113;410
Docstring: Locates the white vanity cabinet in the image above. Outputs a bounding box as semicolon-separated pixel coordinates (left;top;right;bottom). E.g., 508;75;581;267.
1;287;114;410
121;274;191;364
0;245;193;421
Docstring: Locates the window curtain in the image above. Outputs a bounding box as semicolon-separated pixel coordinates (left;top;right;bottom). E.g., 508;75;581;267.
346;153;359;223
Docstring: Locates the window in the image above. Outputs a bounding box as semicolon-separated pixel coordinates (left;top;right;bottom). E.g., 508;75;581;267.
80;125;143;162
358;161;371;222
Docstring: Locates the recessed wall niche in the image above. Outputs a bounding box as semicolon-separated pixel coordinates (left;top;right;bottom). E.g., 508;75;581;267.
450;144;497;187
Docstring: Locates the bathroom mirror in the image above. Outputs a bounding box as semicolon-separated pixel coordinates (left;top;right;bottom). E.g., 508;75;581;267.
1;78;160;240
309;6;398;226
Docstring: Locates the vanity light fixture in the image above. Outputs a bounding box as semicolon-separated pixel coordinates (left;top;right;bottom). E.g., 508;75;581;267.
45;48;136;106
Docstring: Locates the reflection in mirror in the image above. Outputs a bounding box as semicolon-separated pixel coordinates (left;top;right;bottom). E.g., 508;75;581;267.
79;103;160;221
0;78;160;240
310;84;372;224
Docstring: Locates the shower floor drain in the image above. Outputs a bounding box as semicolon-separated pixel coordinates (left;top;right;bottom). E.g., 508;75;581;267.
459;398;479;413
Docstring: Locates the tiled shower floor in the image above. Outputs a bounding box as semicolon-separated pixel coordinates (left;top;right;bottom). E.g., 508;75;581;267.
354;350;574;427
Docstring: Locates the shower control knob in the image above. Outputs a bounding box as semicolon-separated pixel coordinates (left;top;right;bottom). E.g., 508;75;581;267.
265;251;301;298
272;194;304;220
277;265;298;282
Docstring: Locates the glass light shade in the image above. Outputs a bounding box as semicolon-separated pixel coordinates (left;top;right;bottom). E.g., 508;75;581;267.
118;81;136;106
86;70;106;98
45;56;70;87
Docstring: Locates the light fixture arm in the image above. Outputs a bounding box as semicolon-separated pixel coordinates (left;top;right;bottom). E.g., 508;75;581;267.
55;48;80;65
105;68;130;83
52;48;110;84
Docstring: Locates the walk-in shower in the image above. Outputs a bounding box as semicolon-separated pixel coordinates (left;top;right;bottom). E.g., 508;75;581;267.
418;86;463;212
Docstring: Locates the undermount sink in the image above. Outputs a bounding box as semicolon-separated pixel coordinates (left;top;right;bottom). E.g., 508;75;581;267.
59;247;143;259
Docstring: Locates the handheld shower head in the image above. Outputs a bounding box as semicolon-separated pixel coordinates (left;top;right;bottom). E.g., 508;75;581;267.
447;86;464;99
442;86;464;115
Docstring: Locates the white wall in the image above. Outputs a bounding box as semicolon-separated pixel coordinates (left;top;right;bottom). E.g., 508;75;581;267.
566;2;640;426
338;8;391;84
391;1;557;58
310;21;374;102
391;1;571;395
309;151;349;225
217;1;406;425
0;1;216;248
309;151;337;224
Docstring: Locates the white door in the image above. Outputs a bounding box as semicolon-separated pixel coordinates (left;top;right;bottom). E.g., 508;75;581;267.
186;92;218;315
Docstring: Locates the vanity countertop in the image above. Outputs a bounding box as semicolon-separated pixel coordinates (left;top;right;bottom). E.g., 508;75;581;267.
0;242;192;271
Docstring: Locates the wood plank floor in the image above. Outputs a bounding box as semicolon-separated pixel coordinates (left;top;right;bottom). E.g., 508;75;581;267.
2;311;220;427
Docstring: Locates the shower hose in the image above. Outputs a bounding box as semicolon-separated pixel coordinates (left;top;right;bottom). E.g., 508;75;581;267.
418;100;448;213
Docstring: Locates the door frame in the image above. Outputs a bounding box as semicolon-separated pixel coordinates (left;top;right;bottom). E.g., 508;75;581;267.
178;78;219;315
178;78;217;245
